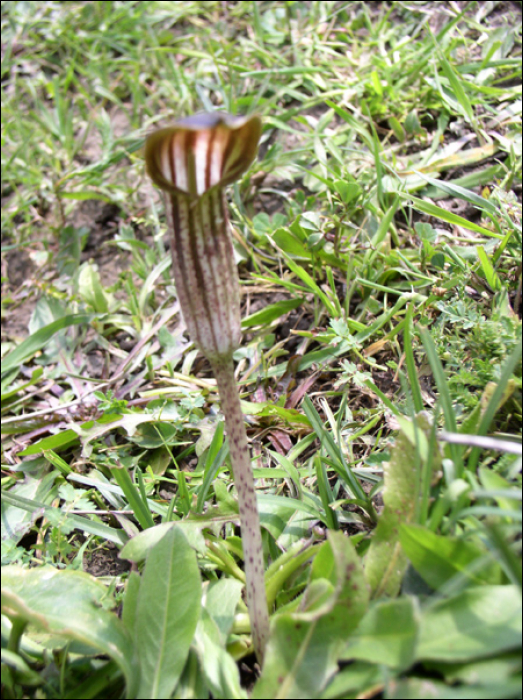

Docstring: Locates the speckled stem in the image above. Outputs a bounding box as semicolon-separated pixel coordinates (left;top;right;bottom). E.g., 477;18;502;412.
211;354;270;663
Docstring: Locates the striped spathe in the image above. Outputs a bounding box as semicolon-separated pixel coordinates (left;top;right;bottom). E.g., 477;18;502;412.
145;113;261;361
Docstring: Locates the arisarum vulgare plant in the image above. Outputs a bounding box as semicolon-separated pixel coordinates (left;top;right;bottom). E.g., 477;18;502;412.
145;112;269;663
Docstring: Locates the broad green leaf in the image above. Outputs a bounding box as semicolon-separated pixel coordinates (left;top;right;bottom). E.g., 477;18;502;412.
400;524;504;589
428;652;522;686
70;411;180;458
194;608;247;700
204;578;243;642
388;677;521;699
342;597;419;669
1;314;94;376
134;527;201;699
17;430;79;455
120;522;206;564
365;414;438;597
258;493;324;529
1;566;138;697
333;179;362;204
121;571;141;639
320;661;381;699
388;116;406;143
420;164;505;200
417;585;521;661
17;411;127;456
257;492;320;543
265;543;322;611
28;296;68;335
253;614;336;699
272;227;311;259
173;648;209;700
253;531;369;699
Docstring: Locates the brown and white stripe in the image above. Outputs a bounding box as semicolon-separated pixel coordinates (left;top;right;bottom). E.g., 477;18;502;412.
145;113;261;361
145;113;261;197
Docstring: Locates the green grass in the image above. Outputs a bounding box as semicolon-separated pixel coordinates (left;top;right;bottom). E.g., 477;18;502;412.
1;2;522;698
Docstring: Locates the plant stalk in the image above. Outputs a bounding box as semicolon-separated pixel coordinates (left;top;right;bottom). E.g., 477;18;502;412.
211;354;270;662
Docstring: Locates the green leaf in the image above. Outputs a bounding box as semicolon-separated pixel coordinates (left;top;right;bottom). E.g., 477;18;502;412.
194;608;247;699
1;368;43;402
1;490;127;546
242;400;310;426
477;245;503;291
417;585;521;662
420;164;505;200
18;430;79;456
1;649;44;687
1;472;58;553
78;263;112;313
427;653;522;686
332;180;362;204
413;173;499;217
242;298;303;329
302;395;367;502
253;531;369;699
479;467;517;514
120;521;206;565
400;524;504;589
388;677;521;699
204;578;244;643
420;329;463;474
283;255;338;317
196;420;226;513
174;648;209;699
365;414;438;597
56;225;88;277
134;527;201;699
121;571;141;639
272;227;311;259
468;340;522;471
320;661;381;699
404;305;424;414
111;466;155;530
1;314;94;376
399;193;503;239
342;597;419;669
437;52;475;123
138;254;171;314
1;566;138;697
